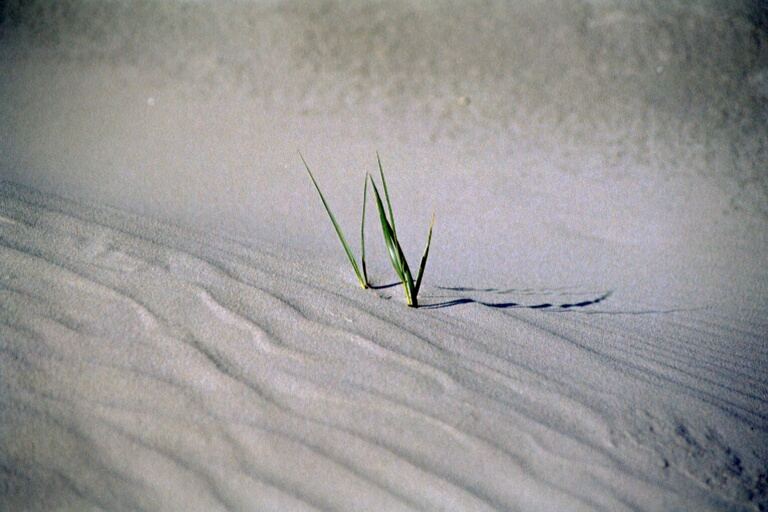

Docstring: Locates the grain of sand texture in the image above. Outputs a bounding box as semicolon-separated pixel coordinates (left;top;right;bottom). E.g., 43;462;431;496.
1;1;767;511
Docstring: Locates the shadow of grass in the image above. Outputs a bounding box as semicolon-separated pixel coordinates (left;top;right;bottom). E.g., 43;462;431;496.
420;290;613;310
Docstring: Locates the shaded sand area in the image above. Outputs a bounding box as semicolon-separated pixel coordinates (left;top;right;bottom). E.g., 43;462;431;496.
1;181;766;511
1;0;768;510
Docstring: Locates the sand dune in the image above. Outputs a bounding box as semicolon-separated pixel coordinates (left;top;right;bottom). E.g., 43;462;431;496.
1;0;767;510
1;182;765;511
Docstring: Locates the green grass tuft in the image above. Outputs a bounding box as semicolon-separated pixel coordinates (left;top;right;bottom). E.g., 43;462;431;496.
369;155;435;307
300;152;434;306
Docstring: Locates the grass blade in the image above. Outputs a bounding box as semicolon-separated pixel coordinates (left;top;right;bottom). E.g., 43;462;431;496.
370;175;417;306
300;152;367;289
369;177;405;280
414;213;435;296
360;175;368;285
376;152;397;239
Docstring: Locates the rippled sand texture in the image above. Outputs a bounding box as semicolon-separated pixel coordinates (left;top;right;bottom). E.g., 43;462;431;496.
1;182;766;511
2;0;768;510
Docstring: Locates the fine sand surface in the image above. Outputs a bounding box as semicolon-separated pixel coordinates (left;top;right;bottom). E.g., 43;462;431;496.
1;181;766;511
2;0;768;511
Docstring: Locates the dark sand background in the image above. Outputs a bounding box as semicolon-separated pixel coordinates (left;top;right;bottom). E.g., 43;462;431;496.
1;1;766;277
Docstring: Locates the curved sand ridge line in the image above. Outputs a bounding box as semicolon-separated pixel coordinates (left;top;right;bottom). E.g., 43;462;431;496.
1;181;766;511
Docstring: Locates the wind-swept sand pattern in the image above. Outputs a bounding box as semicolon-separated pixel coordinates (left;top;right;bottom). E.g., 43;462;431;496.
2;0;768;510
1;182;766;511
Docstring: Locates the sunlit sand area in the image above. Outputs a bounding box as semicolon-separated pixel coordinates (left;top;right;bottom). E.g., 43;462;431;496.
1;1;767;510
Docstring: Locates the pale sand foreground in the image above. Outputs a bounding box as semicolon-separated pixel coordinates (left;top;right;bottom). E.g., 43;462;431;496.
1;181;766;511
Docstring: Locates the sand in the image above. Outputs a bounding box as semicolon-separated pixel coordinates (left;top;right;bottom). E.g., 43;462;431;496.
1;1;767;510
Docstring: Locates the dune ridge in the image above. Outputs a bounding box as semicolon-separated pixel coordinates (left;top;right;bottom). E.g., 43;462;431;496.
1;181;766;511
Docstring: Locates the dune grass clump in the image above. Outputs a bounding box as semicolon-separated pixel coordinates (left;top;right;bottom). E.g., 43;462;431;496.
300;152;435;307
368;153;435;308
300;152;370;289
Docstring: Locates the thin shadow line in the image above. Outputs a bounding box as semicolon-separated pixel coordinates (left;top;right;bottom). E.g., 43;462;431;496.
369;282;400;290
421;291;613;310
437;285;580;295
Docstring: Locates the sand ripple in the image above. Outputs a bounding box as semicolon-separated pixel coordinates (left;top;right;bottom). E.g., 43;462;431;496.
1;182;766;511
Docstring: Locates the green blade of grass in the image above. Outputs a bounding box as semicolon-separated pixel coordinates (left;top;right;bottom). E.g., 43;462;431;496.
369;177;405;280
376;152;397;239
360;175;368;285
300;152;367;289
414;212;435;296
370;175;417;305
